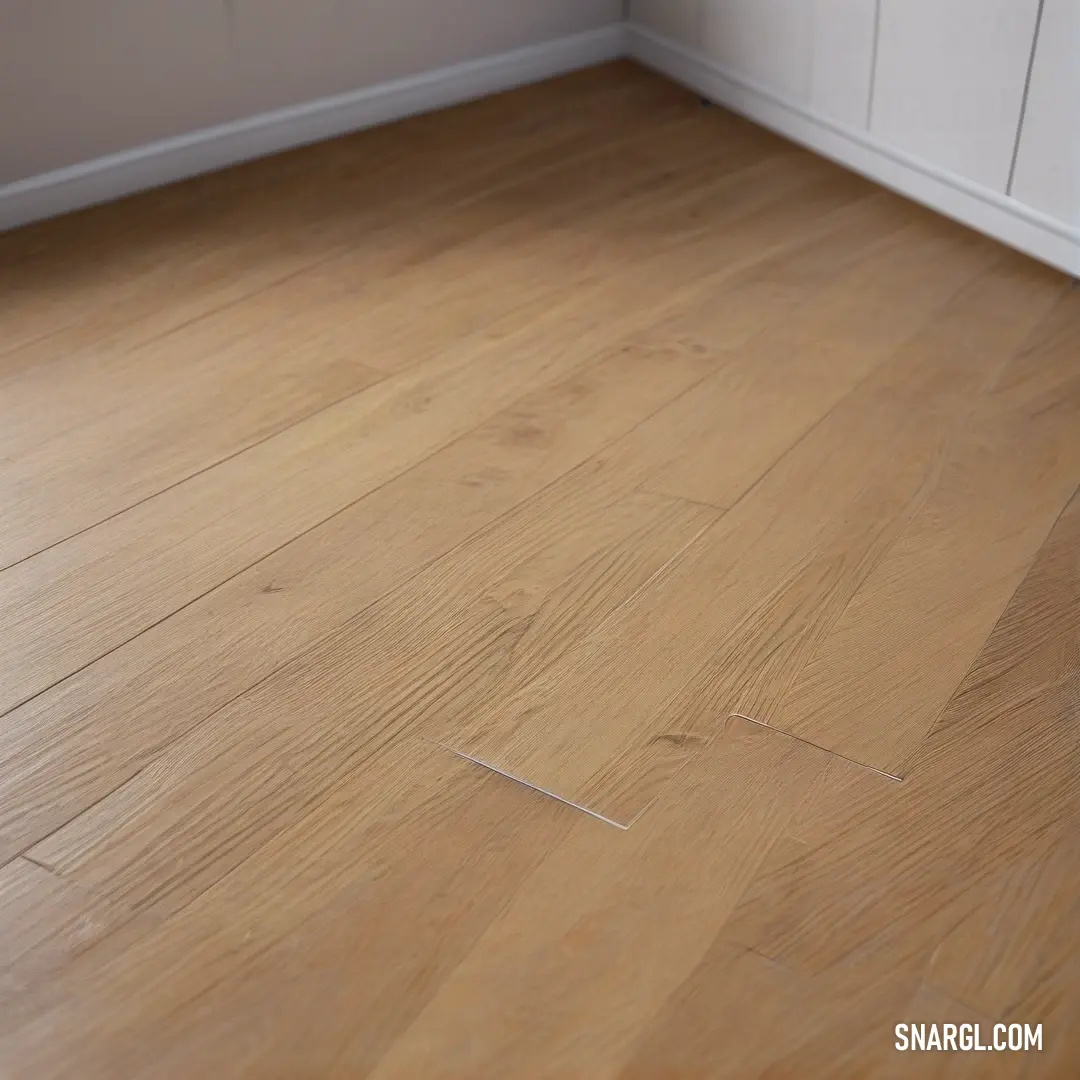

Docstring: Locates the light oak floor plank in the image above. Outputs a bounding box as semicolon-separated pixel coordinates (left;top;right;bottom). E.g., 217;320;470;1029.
368;719;830;1080
4;723;825;1080
0;341;714;861
0;110;784;566
1;62;1078;1080
615;492;1080;1075
13;186;920;900
27;483;719;916
722;489;1080;987
0;130;878;710
926;826;1080;1020
621;948;1027;1080
738;290;1080;775
0;738;585;1079
0;858;147;1008
0;175;898;865
0;62;687;363
439;241;1051;823
0;102;770;462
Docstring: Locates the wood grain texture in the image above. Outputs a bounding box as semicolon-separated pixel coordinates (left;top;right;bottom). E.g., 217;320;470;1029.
30;201;952;902
440;246;1061;822
0;272;694;710
0;342;713;862
738;288;1080;775
0;106;791;564
621;945;1027;1079
27;481;717;915
927;826;1080;1020
614;493;1080;1075
0;859;145;1008
369;718;830;1080
0;63;688;363
1;61;1079;1080
0;128;876;712
0;739;584;1078
0;169;900;866
1;118;721;563
723;489;1080;976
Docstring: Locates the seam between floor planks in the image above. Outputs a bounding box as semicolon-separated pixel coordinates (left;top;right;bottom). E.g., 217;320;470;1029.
433;240;1032;824
0;64;687;362
0;349;716;724
6;219;1019;894
727;714;904;783
0;173;891;724
1;64;1078;1079
0;366;389;575
0;351;728;870
0;113;772;568
432;742;632;831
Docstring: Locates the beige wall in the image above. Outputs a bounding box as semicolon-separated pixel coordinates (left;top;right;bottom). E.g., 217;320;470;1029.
0;0;622;185
629;0;703;44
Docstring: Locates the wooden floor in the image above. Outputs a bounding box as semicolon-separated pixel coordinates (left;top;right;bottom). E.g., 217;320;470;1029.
1;61;1078;1078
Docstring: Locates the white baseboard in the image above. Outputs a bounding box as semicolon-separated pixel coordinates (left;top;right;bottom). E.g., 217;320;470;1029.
0;23;627;232
6;18;1078;279
627;24;1080;278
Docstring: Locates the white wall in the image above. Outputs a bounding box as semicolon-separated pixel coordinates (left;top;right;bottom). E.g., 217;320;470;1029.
0;0;622;185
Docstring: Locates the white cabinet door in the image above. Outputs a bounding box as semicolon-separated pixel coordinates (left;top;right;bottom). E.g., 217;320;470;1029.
871;0;1042;192
810;0;878;129
1011;0;1080;227
702;0;815;104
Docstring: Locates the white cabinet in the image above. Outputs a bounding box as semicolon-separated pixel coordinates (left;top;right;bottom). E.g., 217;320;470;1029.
1011;0;1080;227
702;0;815;103
809;0;878;128
871;0;1043;192
697;1;876;127
632;0;1077;273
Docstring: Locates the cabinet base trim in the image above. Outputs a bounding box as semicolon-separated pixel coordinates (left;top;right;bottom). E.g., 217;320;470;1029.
628;24;1080;277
